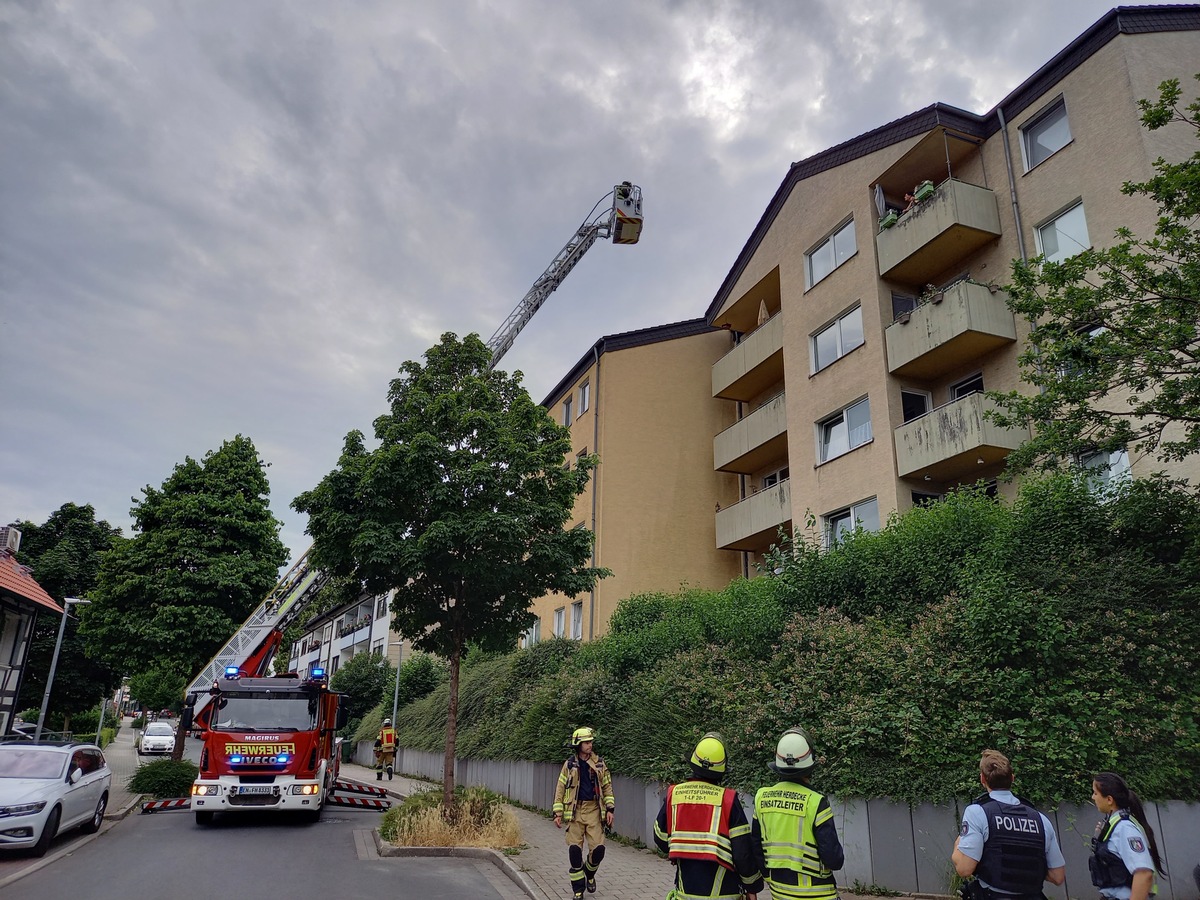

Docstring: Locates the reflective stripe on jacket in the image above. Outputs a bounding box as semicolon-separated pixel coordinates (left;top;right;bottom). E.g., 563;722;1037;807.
377;727;396;751
553;754;615;822
664;780;739;870
754;782;838;900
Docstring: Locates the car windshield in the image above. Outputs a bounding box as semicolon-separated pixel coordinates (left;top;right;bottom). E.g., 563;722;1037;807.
0;747;67;779
213;692;318;732
145;724;175;736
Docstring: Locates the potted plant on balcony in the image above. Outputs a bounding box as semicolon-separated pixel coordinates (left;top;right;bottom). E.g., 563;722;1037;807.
913;180;935;202
878;210;898;230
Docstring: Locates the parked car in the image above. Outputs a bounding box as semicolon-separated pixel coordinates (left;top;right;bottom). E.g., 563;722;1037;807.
0;741;111;856
138;722;176;756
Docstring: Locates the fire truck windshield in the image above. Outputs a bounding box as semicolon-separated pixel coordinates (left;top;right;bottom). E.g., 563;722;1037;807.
213;692;318;732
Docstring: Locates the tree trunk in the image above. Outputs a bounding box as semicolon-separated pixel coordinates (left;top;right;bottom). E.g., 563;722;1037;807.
442;635;461;819
172;716;187;762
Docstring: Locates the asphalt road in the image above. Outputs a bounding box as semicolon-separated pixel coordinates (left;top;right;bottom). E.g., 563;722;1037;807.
3;804;524;900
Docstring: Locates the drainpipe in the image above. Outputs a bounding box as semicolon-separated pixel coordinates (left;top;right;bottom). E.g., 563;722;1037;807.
587;344;601;642
996;107;1028;264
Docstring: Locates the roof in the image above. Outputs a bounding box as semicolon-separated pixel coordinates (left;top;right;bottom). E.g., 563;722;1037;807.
541;317;720;407
704;4;1200;322
0;552;62;614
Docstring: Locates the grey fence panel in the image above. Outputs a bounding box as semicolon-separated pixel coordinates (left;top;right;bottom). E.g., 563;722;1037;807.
1154;800;1200;900
611;773;650;846
536;761;559;810
911;803;958;894
833;797;873;890
868;799;919;892
1055;802;1102;900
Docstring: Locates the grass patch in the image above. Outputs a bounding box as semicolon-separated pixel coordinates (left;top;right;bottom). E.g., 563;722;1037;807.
851;879;904;896
379;786;521;849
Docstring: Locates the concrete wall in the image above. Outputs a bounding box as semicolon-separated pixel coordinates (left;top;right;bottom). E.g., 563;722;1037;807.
371;742;1200;899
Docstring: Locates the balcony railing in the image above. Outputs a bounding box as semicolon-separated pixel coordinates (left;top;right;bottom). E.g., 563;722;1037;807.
885;280;1017;378
712;313;784;401
893;392;1027;480
715;479;791;552
714;392;788;473
876;179;1001;284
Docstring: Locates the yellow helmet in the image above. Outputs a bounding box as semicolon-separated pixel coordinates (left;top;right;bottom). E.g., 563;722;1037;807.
689;731;727;774
572;726;596;747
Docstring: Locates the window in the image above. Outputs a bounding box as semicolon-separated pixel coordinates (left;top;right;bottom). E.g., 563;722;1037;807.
562;396;573;426
330;655;340;675
950;373;984;400
819;397;872;463
824;498;881;547
892;293;917;320
570;601;584;640
579;381;590;413
1022;98;1071;170
901;389;931;423
762;466;790;489
911;491;941;508
553;607;565;638
1037;202;1090;263
806;220;856;288
372;639;384;656
812;306;864;372
1081;448;1131;492
376;596;388;619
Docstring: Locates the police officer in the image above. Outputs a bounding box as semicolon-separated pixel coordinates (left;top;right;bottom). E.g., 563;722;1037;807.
374;717;396;781
751;726;843;900
1089;772;1165;900
553;726;615;900
952;750;1065;899
654;732;763;900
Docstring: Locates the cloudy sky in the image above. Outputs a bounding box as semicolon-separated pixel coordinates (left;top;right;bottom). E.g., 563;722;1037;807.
1;0;1144;566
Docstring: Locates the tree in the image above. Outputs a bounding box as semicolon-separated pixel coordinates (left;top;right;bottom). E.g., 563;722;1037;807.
294;333;605;810
128;667;186;718
330;651;391;721
14;503;124;724
80;435;287;745
991;74;1200;471
384;653;447;711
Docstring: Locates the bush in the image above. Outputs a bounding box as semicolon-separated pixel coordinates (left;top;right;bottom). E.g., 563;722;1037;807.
128;759;198;799
130;715;146;729
378;785;519;848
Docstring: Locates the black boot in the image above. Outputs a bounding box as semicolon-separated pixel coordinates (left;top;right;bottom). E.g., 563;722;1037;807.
376;771;382;781
387;765;394;780
569;867;586;900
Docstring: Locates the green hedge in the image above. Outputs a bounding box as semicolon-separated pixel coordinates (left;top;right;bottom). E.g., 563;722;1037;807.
393;474;1200;806
128;759;199;799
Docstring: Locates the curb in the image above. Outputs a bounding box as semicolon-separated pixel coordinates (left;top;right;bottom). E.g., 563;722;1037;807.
372;831;545;899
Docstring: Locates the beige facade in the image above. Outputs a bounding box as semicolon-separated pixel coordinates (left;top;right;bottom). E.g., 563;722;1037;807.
705;10;1200;559
526;321;742;642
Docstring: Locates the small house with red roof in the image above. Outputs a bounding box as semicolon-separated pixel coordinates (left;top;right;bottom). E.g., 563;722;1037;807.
0;526;62;735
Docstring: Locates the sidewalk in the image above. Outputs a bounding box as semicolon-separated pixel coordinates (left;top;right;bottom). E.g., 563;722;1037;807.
102;720;146;820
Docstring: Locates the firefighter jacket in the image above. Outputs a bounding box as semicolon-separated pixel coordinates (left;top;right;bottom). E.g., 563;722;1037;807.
654;778;764;900
752;780;843;900
553;753;614;822
376;726;396;751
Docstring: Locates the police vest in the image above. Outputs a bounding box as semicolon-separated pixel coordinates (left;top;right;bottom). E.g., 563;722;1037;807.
753;782;837;900
1089;811;1145;891
378;727;395;751
665;780;738;871
972;793;1046;895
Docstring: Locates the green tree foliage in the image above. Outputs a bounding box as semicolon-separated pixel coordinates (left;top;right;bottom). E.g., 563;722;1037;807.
382;652;448;711
81;435;288;678
330;650;391;720
294;333;605;808
13;503;124;719
128;668;186;716
392;475;1200;805
991;74;1200;469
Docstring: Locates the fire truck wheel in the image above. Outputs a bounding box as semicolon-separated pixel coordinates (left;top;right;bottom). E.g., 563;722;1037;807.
303;802;324;824
194;811;214;826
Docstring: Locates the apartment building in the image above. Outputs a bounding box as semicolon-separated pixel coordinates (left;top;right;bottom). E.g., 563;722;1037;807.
525;319;743;644
705;5;1200;562
287;591;407;677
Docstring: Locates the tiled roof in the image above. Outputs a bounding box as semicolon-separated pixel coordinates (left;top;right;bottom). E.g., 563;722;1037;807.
0;552;62;614
704;4;1200;322
541;317;718;407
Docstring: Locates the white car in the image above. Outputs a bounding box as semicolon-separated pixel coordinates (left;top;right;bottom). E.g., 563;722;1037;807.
138;722;176;756
0;742;111;856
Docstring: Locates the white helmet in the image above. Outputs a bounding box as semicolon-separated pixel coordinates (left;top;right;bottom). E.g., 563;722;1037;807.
383;718;393;727
771;726;815;773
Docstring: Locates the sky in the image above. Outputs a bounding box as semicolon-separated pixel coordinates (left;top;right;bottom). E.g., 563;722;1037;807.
1;0;1151;567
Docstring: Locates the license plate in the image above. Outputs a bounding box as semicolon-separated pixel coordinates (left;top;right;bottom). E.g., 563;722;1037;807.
238;785;273;795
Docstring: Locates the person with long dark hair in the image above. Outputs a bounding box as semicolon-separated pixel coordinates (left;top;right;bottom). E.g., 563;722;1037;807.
1090;772;1166;900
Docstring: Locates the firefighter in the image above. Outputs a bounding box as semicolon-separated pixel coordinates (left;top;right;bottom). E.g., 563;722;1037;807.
374;717;396;781
654;732;763;900
553;726;615;900
952;749;1066;899
751;726;844;900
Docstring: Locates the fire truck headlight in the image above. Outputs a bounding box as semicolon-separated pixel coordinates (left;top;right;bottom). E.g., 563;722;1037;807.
191;784;221;796
291;784;320;795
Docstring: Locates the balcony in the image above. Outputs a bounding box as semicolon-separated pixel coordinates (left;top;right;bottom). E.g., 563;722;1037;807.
714;393;788;473
712;313;784;401
885;281;1017;378
876;179;1001;284
716;479;792;552
893;392;1028;480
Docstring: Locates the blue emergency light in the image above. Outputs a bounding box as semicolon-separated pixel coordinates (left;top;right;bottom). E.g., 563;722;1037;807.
229;754;244;764
310;667;326;678
276;753;290;763
224;666;240;677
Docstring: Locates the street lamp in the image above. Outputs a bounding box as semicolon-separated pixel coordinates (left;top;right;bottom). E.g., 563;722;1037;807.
389;640;405;726
35;597;91;742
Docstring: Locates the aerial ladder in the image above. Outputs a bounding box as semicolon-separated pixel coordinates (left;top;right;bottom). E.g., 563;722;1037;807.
182;182;643;717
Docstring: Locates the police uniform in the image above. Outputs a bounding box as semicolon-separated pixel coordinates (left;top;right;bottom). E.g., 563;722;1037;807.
957;789;1065;898
1090;811;1157;899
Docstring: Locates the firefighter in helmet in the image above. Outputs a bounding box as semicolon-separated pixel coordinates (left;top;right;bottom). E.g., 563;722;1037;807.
553;726;615;899
374;717;396;781
751;726;844;900
654;732;763;900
